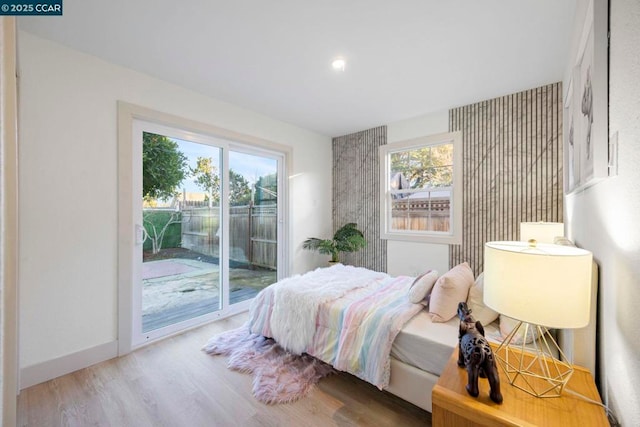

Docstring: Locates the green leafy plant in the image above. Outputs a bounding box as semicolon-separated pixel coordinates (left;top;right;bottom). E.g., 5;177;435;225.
142;132;187;201
302;223;366;263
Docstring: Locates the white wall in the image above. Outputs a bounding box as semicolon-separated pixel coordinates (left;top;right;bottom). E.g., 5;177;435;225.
17;32;332;378
1;17;19;426
564;1;640;424
386;111;451;276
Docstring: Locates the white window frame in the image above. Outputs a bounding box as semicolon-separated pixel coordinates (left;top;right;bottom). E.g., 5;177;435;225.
379;131;462;245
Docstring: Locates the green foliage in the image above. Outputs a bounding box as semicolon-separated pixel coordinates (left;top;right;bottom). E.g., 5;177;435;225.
190;158;252;206
143;132;188;201
142;211;182;252
254;173;277;205
229;169;251;206
190;157;221;204
390;143;453;189
302;223;366;263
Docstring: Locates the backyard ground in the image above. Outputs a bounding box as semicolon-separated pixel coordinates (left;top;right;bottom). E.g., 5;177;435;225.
142;248;276;331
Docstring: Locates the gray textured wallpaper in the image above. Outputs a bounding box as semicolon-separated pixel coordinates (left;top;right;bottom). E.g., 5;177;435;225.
449;83;564;276
332;126;387;272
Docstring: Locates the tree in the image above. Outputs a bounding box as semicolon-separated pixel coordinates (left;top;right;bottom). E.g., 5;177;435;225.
190;157;221;207
190;159;252;207
142;132;187;255
143;132;187;201
390;143;453;189
143;210;181;255
254;173;277;205
230;170;251;206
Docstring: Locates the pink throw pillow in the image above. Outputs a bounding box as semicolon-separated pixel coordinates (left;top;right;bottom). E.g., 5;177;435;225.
429;262;474;322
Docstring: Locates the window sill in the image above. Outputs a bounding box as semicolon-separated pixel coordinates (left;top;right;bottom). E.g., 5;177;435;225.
380;231;461;245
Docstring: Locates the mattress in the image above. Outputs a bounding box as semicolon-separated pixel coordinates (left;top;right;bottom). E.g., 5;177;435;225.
391;310;503;376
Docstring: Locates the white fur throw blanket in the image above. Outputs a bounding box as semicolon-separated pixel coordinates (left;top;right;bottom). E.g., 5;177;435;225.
265;264;388;355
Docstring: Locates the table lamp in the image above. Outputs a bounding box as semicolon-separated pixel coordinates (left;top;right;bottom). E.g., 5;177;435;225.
520;222;564;244
483;240;592;397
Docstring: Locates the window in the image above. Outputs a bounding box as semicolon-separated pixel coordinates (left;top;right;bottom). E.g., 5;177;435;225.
379;131;462;244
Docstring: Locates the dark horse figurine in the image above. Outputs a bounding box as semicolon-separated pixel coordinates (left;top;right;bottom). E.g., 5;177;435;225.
457;302;503;404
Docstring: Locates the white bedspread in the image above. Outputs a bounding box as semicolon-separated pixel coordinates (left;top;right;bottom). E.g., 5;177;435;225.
248;264;423;388
259;264;388;354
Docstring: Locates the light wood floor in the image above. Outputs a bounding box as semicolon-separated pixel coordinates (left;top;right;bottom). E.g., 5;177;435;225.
17;313;432;427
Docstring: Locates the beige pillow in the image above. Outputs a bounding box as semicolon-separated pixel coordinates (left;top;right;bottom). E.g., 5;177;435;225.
553;236;575;246
499;315;544;344
408;270;438;304
429;262;474;322
466;272;499;326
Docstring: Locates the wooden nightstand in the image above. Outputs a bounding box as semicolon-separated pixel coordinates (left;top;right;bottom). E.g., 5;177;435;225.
432;345;608;427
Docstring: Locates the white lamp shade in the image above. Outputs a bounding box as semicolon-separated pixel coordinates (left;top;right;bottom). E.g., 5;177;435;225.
520;222;564;244
484;241;592;328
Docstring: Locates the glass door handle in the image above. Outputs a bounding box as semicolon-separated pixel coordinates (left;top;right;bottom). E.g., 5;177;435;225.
135;224;145;245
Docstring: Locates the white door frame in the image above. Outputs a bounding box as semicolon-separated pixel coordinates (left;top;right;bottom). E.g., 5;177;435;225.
117;102;289;354
131;120;229;347
1;17;19;426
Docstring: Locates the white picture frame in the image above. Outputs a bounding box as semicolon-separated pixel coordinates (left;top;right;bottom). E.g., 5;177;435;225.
564;0;608;194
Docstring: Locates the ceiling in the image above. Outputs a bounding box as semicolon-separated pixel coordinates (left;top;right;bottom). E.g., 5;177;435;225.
19;0;577;137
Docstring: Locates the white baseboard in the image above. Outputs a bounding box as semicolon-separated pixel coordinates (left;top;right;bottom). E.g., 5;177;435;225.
20;340;118;390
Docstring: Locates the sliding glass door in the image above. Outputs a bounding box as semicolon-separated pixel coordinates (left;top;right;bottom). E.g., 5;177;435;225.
130;120;284;346
140;131;223;333
228;150;279;305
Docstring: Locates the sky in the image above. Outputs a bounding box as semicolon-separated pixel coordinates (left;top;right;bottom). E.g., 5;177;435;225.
174;138;277;193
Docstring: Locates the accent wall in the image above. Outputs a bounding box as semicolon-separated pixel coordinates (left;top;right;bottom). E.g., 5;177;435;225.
332;126;387;272
449;83;564;276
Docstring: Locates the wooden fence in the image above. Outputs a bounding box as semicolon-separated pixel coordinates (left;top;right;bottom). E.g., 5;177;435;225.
180;207;218;257
391;197;450;232
180;204;277;270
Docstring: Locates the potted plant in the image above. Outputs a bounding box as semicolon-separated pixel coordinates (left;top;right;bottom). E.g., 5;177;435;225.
302;223;366;263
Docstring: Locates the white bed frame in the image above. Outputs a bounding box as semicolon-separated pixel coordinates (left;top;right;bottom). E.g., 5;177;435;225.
387;357;440;411
384;259;599;413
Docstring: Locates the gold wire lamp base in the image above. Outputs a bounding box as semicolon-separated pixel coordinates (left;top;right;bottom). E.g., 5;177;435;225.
494;321;573;398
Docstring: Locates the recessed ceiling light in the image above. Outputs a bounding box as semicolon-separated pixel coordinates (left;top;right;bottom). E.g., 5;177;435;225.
332;58;346;72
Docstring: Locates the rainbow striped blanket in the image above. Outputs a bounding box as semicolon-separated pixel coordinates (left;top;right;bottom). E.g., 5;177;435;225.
247;264;422;389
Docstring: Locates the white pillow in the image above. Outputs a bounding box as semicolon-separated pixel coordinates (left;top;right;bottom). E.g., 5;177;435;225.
408;270;438;304
499;315;544;344
466;272;499;326
429;262;474;323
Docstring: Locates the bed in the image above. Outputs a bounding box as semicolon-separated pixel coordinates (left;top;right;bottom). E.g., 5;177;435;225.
245;254;598;412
